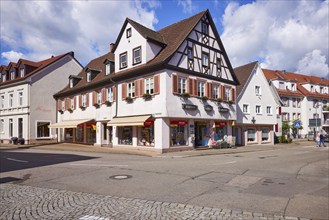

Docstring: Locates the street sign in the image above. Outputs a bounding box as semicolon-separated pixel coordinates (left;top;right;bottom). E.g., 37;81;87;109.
294;121;301;129
309;119;321;127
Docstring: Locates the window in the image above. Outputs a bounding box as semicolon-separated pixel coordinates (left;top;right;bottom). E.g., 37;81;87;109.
282;112;289;121
279;82;285;90
133;47;141;64
1;95;4;108
97;92;102;104
3;74;6;82
202;52;209;67
178;77;187;94
256;105;262;114
297;113;301;119
10;71;15;80
9;119;13;137
243;104;249;114
105;64;111;75
313;113;319;119
9;93;13;107
225;87;230;102
86;72;91;83
20;68;25;78
266;106;272;115
311;85;314;92
213;85;219;99
247;128;256;142
107;87;113;102
82;94;87;107
202;21;209;35
216;58;221;71
187;47;193;60
18;92;23;106
262;128;270;142
70;99;74;109
197;81;205;97
282;97;289;107
297;98;301;108
61;100;65;111
291;83;296;91
292;98;297;108
0;119;4;133
120;52;127;69
70;79;73;88
126;28;132;38
313;99;319;108
36;121;50;138
128;82;135;97
255;86;261;95
320;87;323;94
145;77;154;95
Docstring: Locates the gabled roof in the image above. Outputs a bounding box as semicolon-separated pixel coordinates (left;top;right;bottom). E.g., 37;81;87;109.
0;52;80;86
233;61;258;96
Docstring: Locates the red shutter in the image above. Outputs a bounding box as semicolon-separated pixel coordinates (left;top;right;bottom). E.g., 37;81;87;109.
122;83;127;100
209;83;213;98
231;88;235;102
92;91;97;105
58;100;62;110
222;86;226;100
154;75;160;95
275;123;278;132
135;80;140;97
102;88;107;103
65;98;70;110
172;75;178;94
86;93;89;106
278;106;282;115
79;95;82;107
112;86;116;102
140;79;144;96
188;78;193;95
73;96;76;109
193;79;198;96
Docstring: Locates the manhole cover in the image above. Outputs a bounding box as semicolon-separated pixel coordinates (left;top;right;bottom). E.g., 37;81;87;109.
109;175;132;180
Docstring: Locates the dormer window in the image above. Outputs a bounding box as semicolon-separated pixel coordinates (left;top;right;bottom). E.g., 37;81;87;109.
126;28;132;38
10;71;15;80
201;21;209;35
106;63;111;75
120;52;127;69
279;82;285;90
3;74;6;82
291;83;295;91
20;68;25;78
133;47;141;65
70;79;74;88
87;72;91;83
320;87;323;94
311;85;314;92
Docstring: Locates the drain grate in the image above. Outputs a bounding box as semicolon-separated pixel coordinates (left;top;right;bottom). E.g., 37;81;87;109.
109;175;132;180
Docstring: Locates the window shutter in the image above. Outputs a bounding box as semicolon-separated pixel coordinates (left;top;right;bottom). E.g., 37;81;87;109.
86;93;89;106
135;80;140;97
73;96;76;109
79;95;82;107
154;75;160;95
275;123;278;132
140;79;144;96
193;79;198;96
188;78;192;95
278;106;282;115
122;83;127;100
209;83;213;98
102;88;107;103
92;91;97;105
65;98;70;110
112;86;116;102
58;100;62;110
231;88;235;102
205;82;210;97
172;75;178;94
222;86;226;100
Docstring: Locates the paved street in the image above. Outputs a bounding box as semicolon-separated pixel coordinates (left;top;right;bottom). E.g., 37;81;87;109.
0;142;328;219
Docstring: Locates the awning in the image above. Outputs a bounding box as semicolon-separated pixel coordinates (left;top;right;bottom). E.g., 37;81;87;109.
48;119;93;128
107;115;152;127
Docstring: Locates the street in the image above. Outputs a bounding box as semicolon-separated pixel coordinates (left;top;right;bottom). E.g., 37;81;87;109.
0;143;328;219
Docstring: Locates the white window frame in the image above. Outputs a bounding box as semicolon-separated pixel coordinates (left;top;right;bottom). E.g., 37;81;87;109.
128;82;135;97
197;81;205;97
9;118;13;137
0;95;4;108
3;74;6;82
70;79;74;88
20;68;25;78
202;52;209;67
145;77;154;95
291;83;296;91
18;92;23;106
283;112;289;121
225;87;230;102
86;72;91;83
266;106;272;115
107;87;113;102
178;77;186;94
82;94;87;107
0;119;4;133
9;93;13;108
247;128;256;142
256;105;262;114
35;120;51;139
243;104;250;114
97;92;102;104
126;28;132;38
279;82;285;90
105;63;111;75
255;85;261;96
120;52;127;69
213;85;219;99
10;71;15;80
133;47;141;64
70;98;74;109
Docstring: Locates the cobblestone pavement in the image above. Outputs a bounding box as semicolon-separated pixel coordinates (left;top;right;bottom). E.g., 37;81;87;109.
0;184;310;220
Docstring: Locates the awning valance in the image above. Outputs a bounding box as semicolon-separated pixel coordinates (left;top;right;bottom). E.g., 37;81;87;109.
107;115;152;127
48;119;93;128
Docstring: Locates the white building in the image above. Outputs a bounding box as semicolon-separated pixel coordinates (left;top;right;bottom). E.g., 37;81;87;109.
263;69;329;137
52;10;240;152
0;52;82;144
234;62;280;145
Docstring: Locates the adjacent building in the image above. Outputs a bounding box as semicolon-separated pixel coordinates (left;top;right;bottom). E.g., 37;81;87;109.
52;10;239;152
263;69;329;137
234;62;280;145
0;52;82;144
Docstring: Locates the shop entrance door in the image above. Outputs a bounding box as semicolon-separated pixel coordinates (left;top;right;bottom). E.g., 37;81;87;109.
195;122;209;146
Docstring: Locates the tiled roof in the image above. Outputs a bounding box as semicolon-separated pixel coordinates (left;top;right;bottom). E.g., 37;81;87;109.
0;52;77;86
233;61;258;96
263;68;329;99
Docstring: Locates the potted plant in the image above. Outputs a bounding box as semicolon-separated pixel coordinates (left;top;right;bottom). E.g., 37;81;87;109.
104;100;111;106
93;103;100;108
143;93;152;100
79;105;86;110
180;93;190;98
216;98;223;104
58;109;64;114
67;108;73;113
228;100;234;105
201;96;209;101
125;96;133;103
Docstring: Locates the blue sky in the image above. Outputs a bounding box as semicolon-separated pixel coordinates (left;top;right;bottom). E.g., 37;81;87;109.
0;0;328;77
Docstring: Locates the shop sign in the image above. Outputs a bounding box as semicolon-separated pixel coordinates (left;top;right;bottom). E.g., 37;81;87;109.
204;105;213;111
219;107;229;113
170;120;188;126
182;104;198;110
144;120;154;127
215;122;226;127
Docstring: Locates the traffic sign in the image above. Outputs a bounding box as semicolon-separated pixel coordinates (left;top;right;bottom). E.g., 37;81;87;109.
294;121;301;129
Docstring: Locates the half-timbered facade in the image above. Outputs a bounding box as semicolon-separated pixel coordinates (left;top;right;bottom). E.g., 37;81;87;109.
54;10;239;152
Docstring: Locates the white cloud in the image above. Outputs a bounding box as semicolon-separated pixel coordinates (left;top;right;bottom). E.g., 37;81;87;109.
220;0;329;77
297;50;329;78
1;51;24;63
177;0;196;14
0;1;159;65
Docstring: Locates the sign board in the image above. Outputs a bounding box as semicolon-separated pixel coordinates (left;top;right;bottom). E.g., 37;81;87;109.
218;107;229;113
182;104;198;110
293;121;301;129
204;105;213;111
309;119;321;127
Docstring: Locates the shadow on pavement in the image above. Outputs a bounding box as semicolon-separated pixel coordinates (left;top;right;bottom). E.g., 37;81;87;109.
0;151;98;173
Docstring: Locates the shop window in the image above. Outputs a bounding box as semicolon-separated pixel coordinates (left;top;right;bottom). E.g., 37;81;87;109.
170;121;188;146
138;123;154;146
37;121;50;138
65;128;74;143
86;123;96;144
119;127;132;145
247;128;256;142
76;125;84;143
262;128;270;142
214;122;227;141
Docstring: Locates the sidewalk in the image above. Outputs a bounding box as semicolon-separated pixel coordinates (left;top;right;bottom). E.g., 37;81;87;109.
0;140;316;157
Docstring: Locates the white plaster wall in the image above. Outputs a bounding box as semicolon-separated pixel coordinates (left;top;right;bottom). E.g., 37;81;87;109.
145;41;162;63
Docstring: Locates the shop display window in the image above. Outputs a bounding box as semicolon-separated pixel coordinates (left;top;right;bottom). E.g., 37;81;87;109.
76;126;84;143
247;128;256;142
214;122;227;141
138;124;154;146
170;120;188;146
86;123;96;144
65;128;74;143
119;127;132;145
262;128;269;141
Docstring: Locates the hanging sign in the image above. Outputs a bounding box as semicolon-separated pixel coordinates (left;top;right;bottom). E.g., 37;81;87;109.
144;120;154;127
215;122;226;127
182;104;198;110
204;105;213;111
170;120;187;126
219;107;229;113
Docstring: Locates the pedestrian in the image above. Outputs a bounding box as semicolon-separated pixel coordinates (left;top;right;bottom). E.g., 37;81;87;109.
315;132;320;147
319;133;326;147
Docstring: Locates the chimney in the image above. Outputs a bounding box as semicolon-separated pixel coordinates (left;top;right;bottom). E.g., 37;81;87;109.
282;70;286;75
109;43;115;52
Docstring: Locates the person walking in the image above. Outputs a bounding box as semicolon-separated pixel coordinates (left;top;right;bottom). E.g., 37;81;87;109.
319;133;326;147
315;132;320;147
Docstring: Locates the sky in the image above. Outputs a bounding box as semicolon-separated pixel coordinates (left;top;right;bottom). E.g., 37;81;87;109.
0;0;328;78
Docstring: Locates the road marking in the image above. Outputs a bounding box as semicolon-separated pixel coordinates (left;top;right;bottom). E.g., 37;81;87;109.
70;164;128;167
79;215;109;220
6;158;28;163
224;161;236;164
